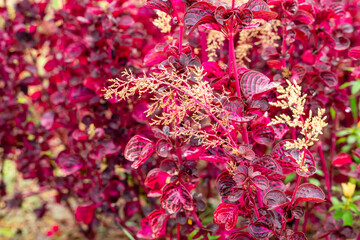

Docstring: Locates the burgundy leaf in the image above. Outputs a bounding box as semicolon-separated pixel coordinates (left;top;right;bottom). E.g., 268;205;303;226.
240;71;277;100
249;220;273;239
160;183;193;214
272;123;289;140
146;0;173;14
292;10;314;24
290;65;306;83
282;0;298;15
320;71;338;88
228;187;245;202
216;171;236;197
289;232;308;240
213;203;239;231
251;175;269;190
40;111;55;130
237;9;253;27
156;139;172;158
229;231;255;240
292;206;305;219
214;6;226;25
183;2;216;33
75;204;95;225
294;183;326;206
334;36;350;51
252;125;275;145
252;156;285;180
148;209;170;238
332;153;352;166
252;10;278;21
348;46;360;59
56;152;83;175
124;135;155;169
145;168;170;197
263;189;289;210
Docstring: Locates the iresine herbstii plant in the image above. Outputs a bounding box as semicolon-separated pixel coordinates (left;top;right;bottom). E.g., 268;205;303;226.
101;0;359;239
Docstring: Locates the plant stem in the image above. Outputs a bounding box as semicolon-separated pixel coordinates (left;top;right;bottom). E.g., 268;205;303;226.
200;31;208;62
302;203;309;233
248;186;260;218
179;23;183;52
177;223;180;239
318;143;331;200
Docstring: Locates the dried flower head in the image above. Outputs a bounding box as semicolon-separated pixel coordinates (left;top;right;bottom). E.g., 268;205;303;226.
104;67;236;148
153;10;172;33
207;30;225;61
268;80;328;149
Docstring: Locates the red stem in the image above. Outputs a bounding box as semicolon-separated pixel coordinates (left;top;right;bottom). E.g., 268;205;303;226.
302;203;309;233
318;143;332;200
177;223;180;239
200;31;208;62
248;186;260;218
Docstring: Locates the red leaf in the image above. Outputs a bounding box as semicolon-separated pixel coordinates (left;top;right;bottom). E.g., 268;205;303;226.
252;125;275;145
294;183;326;206
124;135;155;169
332;153;352;166
240;71;277;100
252;10;278;21
349;46;360;59
251;175;269;190
75;204;95;225
213;203;239;231
216;171;236;198
56;152;83;175
229;231;255;240
41;111;55;130
160;183;193;214
148;209;169;238
249;219;273;239
289;232;308;240
263;189;289;210
183;2;216;34
320;71;338;88
267;59;283;69
292;10;314;24
290;65;306;83
237;9;253;27
145;168;170;197
156;139;172;158
146;0;173;14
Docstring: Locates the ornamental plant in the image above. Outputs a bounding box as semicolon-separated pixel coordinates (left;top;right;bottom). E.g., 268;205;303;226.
104;0;360;239
1;0;360;239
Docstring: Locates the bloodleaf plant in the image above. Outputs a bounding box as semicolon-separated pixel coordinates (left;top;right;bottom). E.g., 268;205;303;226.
103;0;358;239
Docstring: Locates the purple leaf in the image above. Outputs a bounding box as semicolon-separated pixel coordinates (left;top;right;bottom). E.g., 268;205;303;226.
160;183;193;214
292;10;314;24
148;209;170;238
146;0;173;14
263;189;289;210
249;220;273;239
75;204;95;225
320;71;338;88
240;71;277;100
156;139;172;158
216;171;236;198
294;183;326;206
289;232;308;240
252;125;275;145
251;175;269;190
237;9;253;27
124;135;155;169
40;111;55;130
349;46;360;59
145;168;170;197
56;152;83;175
183;2;216;34
213;203;239;231
229;231;255;240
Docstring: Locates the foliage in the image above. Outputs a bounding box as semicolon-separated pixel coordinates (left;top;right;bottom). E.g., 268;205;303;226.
1;0;360;239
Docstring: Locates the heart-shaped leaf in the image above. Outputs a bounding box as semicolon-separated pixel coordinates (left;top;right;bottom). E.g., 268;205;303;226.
294;183;326;206
252;156;285;180
75;204;96;225
216;171;236;198
292;10;314;24
125;135;155;169
263;189;289;210
146;0;173;14
183;2;216;34
56;152;83;175
249;219;273;239
252;125;275;145
229;231;255;240
148;209;170;238
145;168;170;197
237;9;253;27
160;183;193;214
228;187;245;202
240;71;277;100
213;203;239;231
290;65;306;83
282;0;298;15
289;231;308;240
332;153;352;166
251;175;269;190
156;139;172;158
348;46;360;59
214;6;226;25
320;71;338;88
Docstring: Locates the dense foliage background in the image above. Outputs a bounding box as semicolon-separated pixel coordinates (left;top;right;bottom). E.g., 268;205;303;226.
0;0;359;239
